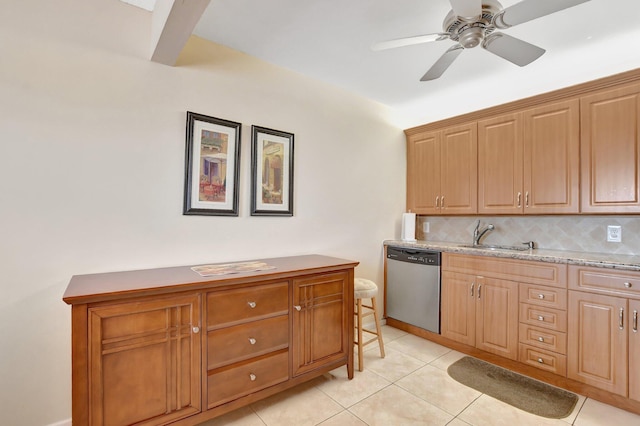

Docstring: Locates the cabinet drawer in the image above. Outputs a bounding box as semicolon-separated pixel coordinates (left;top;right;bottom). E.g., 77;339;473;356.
519;283;567;310
519;343;567;376
208;351;289;408
443;254;567;288
569;265;640;298
208;315;289;370
207;282;289;328
519;323;567;354
519;303;567;332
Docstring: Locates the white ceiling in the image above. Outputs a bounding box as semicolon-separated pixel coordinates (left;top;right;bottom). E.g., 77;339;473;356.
187;1;640;127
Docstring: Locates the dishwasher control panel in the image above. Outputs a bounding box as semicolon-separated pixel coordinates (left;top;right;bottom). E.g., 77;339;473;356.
387;247;440;266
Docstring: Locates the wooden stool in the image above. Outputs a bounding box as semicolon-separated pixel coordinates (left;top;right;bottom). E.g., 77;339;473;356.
354;278;385;371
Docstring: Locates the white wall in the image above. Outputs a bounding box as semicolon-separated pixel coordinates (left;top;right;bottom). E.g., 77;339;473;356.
0;1;405;424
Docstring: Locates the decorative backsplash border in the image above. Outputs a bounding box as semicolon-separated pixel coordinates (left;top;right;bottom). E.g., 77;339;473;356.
415;215;640;255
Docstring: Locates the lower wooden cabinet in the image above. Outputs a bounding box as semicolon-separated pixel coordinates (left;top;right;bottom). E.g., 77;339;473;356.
630;299;640;402
64;255;357;426
441;271;519;360
567;291;628;396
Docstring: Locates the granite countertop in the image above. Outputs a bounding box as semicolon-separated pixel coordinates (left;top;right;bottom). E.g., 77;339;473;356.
383;240;640;272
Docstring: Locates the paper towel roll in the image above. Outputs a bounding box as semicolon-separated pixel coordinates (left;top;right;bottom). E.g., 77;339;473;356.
401;213;417;242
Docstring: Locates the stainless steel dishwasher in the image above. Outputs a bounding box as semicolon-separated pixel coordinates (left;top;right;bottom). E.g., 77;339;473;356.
386;246;441;334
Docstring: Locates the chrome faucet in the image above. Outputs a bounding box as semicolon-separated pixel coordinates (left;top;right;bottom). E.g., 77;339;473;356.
473;220;495;246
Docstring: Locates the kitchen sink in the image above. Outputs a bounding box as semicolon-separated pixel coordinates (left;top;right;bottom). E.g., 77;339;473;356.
458;244;531;251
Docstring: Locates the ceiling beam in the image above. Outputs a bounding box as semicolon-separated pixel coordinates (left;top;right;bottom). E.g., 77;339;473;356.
150;0;210;65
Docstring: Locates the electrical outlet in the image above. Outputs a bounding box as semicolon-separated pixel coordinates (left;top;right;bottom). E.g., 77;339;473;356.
423;222;430;233
607;225;622;242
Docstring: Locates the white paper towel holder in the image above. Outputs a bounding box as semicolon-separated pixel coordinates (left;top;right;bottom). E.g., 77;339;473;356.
401;212;417;242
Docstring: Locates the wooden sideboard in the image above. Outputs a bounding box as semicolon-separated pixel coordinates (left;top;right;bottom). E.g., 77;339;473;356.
63;254;357;426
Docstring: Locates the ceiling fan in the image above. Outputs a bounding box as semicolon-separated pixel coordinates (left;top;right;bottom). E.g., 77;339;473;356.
372;0;591;81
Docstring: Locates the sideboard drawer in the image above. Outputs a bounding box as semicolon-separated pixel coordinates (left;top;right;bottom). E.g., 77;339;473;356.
207;350;289;408
519;303;567;332
519;283;567;310
207;282;289;328
519;323;567;354
207;315;289;369
519;343;567;376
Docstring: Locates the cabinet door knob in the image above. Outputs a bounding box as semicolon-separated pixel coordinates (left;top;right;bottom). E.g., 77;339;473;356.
249;373;257;381
538;336;544;342
624;282;632;288
192;326;200;334
538;294;545;299
537;315;544;321
294;305;302;311
248;338;257;345
248;301;257;308
537;358;544;364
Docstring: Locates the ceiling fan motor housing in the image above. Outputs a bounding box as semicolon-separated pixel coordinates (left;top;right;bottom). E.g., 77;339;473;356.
443;0;502;48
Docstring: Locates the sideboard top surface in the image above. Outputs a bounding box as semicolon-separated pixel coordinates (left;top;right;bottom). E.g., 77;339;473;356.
63;254;359;305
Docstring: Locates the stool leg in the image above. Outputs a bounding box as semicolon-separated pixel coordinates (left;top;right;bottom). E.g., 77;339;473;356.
356;298;364;372
371;296;385;358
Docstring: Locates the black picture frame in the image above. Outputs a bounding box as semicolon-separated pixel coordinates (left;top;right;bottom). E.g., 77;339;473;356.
250;125;294;216
183;111;241;216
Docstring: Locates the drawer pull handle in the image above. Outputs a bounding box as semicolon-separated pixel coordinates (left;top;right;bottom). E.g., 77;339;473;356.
192;326;200;334
624;282;632;288
294;305;302;311
537;358;544;364
249;373;257;381
634;310;638;333
249;338;257;345
538;294;545;299
517;192;522;208
538;336;544;342
477;284;482;299
619;308;624;330
248;301;257;308
435;196;439;208
470;282;474;297
537;315;544;321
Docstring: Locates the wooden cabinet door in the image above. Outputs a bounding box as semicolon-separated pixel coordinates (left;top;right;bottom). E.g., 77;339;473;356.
567;291;628;396
441;122;477;214
406;131;441;214
292;271;351;376
581;83;640;212
441;271;476;346
89;294;201;426
475;276;519;360
478;112;524;214
523;99;580;214
630;299;640;402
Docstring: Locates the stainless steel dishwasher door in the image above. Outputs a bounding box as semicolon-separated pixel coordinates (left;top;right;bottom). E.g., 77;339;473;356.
386;247;441;334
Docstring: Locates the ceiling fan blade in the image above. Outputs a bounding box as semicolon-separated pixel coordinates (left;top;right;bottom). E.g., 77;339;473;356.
421;45;464;81
371;33;450;51
482;33;545;66
494;0;591;29
450;0;482;19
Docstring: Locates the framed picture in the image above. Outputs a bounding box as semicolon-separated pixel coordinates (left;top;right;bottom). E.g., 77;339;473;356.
250;126;294;216
183;111;241;216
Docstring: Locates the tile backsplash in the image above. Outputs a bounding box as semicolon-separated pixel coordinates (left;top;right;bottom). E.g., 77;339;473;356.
415;215;640;255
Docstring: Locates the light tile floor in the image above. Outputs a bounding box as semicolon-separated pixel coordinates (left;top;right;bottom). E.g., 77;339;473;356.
199;325;640;426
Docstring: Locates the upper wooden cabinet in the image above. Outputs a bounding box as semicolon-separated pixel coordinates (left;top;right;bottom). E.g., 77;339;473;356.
407;122;477;215
478;99;580;214
580;83;640;213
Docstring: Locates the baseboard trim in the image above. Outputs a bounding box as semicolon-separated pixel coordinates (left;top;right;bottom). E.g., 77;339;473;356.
47;419;71;426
